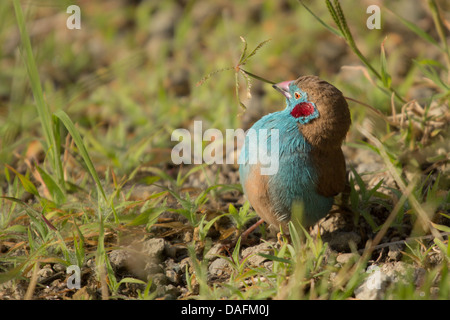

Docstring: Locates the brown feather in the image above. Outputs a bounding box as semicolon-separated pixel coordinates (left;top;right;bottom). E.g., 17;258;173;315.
294;76;351;197
244;164;288;230
311;147;347;197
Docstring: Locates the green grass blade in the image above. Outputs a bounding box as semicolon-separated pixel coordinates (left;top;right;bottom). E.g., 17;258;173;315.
380;38;392;88
1;196;57;231
176;164;207;187
333;0;352;41
196;66;234;86
414;59;450;92
5;164;39;197
299;0;342;37
350;166;367;194
428;0;449;65
258;253;291;264
126;206;166;227
239;69;275;85
36;166;66;205
241;38;271;64
53;110;107;202
324;0;345;37
387;8;442;51
13;0;65;189
145;167;175;184
238;36;248;64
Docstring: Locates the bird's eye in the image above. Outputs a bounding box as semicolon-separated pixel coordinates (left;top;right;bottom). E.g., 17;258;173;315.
294;92;301;99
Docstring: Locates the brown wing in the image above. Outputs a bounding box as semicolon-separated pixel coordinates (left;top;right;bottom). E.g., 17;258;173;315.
311;147;347;197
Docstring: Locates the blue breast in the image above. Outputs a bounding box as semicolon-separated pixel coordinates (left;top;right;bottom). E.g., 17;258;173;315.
239;110;333;226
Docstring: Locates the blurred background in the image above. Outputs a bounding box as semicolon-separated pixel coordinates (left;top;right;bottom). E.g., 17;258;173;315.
1;0;448;175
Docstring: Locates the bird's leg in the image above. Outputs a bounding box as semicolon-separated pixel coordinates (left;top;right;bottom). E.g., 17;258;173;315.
240;218;265;242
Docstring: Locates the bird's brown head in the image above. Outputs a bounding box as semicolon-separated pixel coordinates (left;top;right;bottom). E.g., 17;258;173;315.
273;75;351;150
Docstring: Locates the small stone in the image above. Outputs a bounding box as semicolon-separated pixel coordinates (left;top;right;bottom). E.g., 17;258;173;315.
328;232;361;252
179;257;193;274
53;264;65;272
208;258;230;277
109;249;132;271
86;258;95;269
204;242;224;260
183;231;193;243
165;258;181;271
72;286;91;300
142;238;166;261
37;264;54;282
179;286;189;297
165;269;179;284
354;265;390;300
263;261;273;271
241;241;274;266
152;273;167;287
144;262;163;276
388;243;403;261
336;253;358;264
163;284;180;299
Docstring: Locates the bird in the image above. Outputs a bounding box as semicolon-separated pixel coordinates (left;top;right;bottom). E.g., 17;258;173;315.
239;75;351;233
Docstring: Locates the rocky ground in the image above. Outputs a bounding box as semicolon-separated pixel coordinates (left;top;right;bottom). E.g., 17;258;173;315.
1;146;446;300
0;0;448;300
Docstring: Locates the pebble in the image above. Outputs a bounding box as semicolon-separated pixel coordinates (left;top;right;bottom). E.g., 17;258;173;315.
241;241;274;266
179;257;193;274
109;249;132;271
208;258;230;277
328;232;361;252
336;253;358;264
53;263;66;272
109;238;168;282
165;269;179;284
354;265;390;300
387;243;403;261
144;262;164;276
354;262;428;299
204;242;224;261
37;264;54;282
263;261;273;271
142;238;166;260
152;273;168;287
163;284;180;299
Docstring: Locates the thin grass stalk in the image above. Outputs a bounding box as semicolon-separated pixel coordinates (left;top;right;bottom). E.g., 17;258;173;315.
309;0;406;104
24;262;39;300
428;0;450;83
13;0;65;190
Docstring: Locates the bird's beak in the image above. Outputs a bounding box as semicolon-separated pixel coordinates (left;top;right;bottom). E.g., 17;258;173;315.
272;80;292;99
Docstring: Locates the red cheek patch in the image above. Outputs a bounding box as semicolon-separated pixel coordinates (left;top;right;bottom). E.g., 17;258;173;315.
291;102;315;118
